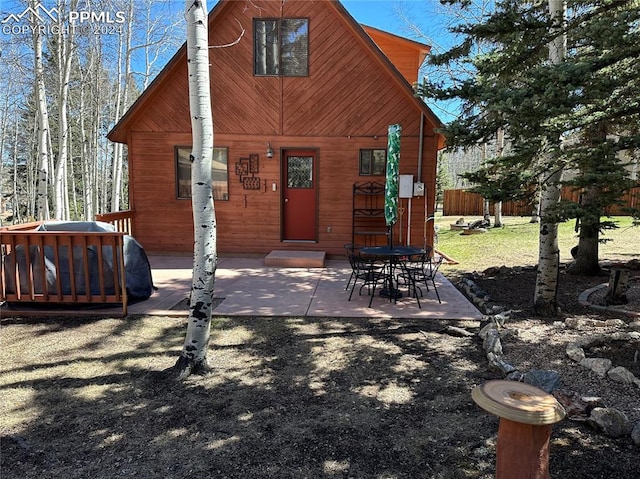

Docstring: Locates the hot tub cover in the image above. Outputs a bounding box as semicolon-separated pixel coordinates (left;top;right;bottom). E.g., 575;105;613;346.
4;221;154;301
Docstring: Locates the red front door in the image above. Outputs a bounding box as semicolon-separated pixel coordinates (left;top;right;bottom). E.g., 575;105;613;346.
282;149;317;241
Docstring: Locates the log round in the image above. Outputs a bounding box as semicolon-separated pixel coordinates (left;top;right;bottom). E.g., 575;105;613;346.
472;380;566;479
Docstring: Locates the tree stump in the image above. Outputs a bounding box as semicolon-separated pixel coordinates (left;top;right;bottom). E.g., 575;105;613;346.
472;380;565;479
605;268;629;306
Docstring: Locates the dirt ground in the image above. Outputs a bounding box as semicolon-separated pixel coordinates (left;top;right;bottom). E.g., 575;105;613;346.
1;267;639;479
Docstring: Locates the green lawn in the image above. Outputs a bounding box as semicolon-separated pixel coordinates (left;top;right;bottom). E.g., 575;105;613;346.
432;214;638;272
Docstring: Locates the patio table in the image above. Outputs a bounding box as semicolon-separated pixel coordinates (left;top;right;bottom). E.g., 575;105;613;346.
360;245;425;308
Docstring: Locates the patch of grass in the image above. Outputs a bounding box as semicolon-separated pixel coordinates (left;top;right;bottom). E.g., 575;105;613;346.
433;215;638;272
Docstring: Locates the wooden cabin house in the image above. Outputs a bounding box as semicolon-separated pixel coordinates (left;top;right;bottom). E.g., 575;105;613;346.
107;0;444;256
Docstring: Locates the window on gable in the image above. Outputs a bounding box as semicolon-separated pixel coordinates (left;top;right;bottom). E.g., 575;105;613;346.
176;146;229;201
254;18;308;76
359;149;386;176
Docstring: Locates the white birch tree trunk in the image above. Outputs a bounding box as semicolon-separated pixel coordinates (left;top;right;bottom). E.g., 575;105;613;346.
494;201;503;227
12;110;23;223
533;167;563;316
111;3;134;212
530;188;541;223
78;53;94;220
494;128;505;227
31;1;51;221
533;0;567;317
174;0;216;379
54;3;74;221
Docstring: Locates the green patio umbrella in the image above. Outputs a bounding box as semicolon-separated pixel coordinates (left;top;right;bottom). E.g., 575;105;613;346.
385;124;401;246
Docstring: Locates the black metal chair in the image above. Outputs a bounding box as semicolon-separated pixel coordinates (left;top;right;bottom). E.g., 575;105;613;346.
344;243;361;291
397;248;443;304
347;251;385;307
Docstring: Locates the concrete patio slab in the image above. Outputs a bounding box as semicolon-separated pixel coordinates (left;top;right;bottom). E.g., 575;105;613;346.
1;255;483;321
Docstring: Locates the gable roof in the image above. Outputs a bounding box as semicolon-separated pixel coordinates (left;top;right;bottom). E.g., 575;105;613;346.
108;0;443;145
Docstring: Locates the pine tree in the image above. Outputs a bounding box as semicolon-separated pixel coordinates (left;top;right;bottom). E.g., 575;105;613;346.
418;0;640;315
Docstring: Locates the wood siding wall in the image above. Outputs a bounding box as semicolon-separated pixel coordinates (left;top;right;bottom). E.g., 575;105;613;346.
120;1;441;256
443;186;640;217
363;28;425;84
129;131;439;255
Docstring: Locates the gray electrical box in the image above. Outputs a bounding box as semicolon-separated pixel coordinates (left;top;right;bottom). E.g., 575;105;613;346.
413;182;425;196
399;175;414;198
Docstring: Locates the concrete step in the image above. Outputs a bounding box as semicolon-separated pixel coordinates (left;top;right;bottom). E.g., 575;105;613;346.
264;250;326;268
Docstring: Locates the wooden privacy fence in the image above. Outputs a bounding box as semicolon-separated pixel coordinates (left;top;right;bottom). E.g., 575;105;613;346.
1;230;128;315
443;185;640;216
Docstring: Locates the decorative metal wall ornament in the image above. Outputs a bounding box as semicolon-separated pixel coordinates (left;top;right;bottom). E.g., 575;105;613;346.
242;177;261;190
235;154;261;190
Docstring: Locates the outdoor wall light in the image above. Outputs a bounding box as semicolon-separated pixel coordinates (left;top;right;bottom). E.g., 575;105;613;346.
266;142;274;158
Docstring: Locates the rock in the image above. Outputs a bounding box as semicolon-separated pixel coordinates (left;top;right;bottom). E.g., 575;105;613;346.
506;370;524;381
443;326;475;337
565;318;625;330
478;323;497;340
580;333;606;347
523;369;562;393
629;321;640;331
607;366;638;385
486;352;516;375
487;304;505;314
498;328;518;340
604;319;626;328
492;312;511;327
566;342;585;362
553;389;603;421
483;329;503;356
579;357;612;377
632;422;640;446
588;407;633;438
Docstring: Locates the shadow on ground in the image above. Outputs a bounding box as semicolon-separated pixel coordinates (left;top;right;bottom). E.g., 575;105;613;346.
1;314;637;478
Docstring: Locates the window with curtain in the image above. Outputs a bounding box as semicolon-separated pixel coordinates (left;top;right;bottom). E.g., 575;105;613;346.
254;18;309;76
176;147;229;201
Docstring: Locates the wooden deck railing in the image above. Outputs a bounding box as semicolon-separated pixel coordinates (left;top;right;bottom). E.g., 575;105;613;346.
95;210;134;235
0;221;44;232
1;231;128;315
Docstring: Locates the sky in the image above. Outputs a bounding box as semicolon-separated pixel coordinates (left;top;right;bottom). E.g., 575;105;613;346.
342;0;413;33
0;0;458;119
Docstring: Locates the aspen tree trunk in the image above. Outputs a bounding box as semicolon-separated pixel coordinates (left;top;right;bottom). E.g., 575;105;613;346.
78;58;94;220
530;188;541;223
31;0;51;221
0;97;7;224
533;167;563;316
12;110;23;223
533;0;566;317
111;3;134;212
173;0;216;380
494;128;505;227
54;7;73;221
